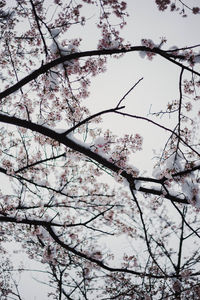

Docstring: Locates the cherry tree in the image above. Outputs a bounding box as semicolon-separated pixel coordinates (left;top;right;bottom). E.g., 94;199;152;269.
0;0;200;299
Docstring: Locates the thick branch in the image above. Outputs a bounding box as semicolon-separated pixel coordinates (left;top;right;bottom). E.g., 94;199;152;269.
0;46;199;100
0;113;189;204
45;225;173;279
0;215;62;227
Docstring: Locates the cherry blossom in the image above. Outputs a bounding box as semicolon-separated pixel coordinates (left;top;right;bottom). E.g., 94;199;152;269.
0;0;200;299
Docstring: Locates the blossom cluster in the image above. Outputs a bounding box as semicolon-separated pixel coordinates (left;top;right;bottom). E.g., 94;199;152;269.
91;131;142;171
155;0;200;16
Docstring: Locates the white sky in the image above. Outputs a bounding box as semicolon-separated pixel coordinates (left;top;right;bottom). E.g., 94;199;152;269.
1;0;200;298
84;0;199;174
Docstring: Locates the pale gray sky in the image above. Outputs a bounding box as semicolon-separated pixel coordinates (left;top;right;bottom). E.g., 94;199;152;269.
1;0;200;298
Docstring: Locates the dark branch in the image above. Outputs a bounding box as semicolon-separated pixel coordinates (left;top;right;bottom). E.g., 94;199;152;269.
45;225;175;279
0;46;199;100
0;113;190;204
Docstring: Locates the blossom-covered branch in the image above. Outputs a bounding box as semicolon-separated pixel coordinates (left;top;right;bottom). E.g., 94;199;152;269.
1;45;200;100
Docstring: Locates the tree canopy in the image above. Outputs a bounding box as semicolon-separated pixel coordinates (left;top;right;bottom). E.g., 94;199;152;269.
0;0;200;299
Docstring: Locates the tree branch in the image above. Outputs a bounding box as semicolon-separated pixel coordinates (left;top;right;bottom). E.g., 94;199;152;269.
0;113;190;204
45;225;175;279
0;46;199;100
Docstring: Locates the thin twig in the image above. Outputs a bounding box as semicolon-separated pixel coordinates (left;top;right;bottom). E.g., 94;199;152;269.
116;77;143;108
63;106;125;136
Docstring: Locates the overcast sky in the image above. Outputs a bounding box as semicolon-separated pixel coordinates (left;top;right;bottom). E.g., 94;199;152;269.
2;1;200;299
84;0;199;173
